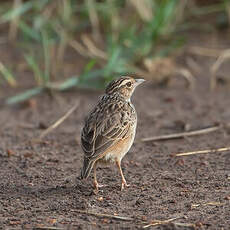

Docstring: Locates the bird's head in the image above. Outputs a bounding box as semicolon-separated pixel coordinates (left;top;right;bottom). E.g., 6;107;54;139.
105;76;145;100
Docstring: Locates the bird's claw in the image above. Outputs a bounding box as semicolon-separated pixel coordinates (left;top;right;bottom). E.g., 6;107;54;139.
93;181;105;193
121;181;130;191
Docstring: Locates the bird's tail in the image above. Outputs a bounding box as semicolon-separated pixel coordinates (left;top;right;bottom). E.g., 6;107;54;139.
80;157;95;179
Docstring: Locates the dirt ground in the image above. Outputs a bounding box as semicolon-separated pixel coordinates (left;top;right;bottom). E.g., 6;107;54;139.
0;33;230;229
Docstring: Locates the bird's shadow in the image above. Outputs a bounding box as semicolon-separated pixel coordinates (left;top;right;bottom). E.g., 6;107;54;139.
0;177;96;199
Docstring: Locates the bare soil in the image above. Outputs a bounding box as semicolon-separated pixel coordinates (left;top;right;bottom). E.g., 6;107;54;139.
0;33;230;229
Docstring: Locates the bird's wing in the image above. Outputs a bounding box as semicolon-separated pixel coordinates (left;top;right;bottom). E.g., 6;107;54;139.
81;108;133;160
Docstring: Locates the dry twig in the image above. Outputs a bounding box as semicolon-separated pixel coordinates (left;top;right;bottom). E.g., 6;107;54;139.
174;68;196;89
17;122;37;129
81;34;107;60
8;0;22;41
143;57;196;89
38;101;79;140
191;202;223;208
210;49;230;90
68;39;91;58
73;209;185;229
175;146;230;157
128;0;153;21
86;0;101;41
173;222;196;228
186;57;202;74
72;209;134;221
187;46;224;57
141;125;221;142
143;217;183;228
33;227;64;230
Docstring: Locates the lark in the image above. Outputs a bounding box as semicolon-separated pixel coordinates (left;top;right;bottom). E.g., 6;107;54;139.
80;76;145;192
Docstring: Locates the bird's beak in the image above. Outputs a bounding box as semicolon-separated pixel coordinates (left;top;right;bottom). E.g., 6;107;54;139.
135;78;145;86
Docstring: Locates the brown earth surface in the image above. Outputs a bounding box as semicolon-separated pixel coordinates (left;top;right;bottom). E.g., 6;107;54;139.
0;33;230;229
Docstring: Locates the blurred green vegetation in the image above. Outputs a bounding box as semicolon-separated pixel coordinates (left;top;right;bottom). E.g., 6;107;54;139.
0;0;229;104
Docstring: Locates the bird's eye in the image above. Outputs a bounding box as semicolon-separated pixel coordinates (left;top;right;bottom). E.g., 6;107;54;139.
126;82;132;87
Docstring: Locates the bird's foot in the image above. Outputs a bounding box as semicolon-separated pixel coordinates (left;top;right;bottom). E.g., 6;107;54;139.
121;180;130;191
93;181;105;194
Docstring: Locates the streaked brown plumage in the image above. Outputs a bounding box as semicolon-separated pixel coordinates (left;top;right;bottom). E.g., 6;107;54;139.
80;76;145;191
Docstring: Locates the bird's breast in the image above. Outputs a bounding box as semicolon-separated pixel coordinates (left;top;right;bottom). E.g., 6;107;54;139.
100;122;137;163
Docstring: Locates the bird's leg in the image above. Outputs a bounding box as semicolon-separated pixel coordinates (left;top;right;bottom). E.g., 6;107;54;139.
116;160;129;191
93;162;105;193
93;162;99;193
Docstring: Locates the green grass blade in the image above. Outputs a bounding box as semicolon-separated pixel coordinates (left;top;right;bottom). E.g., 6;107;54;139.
33;0;50;11
47;77;79;91
6;87;44;105
24;54;43;85
58;77;79;90
41;30;50;84
150;0;178;40
0;62;17;87
79;69;106;88
191;3;225;15
1;1;33;23
19;21;41;42
156;37;185;57
84;59;96;73
104;46;121;77
80;69;105;81
62;0;72;23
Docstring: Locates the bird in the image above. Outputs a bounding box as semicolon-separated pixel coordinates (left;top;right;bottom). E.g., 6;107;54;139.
80;76;145;192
